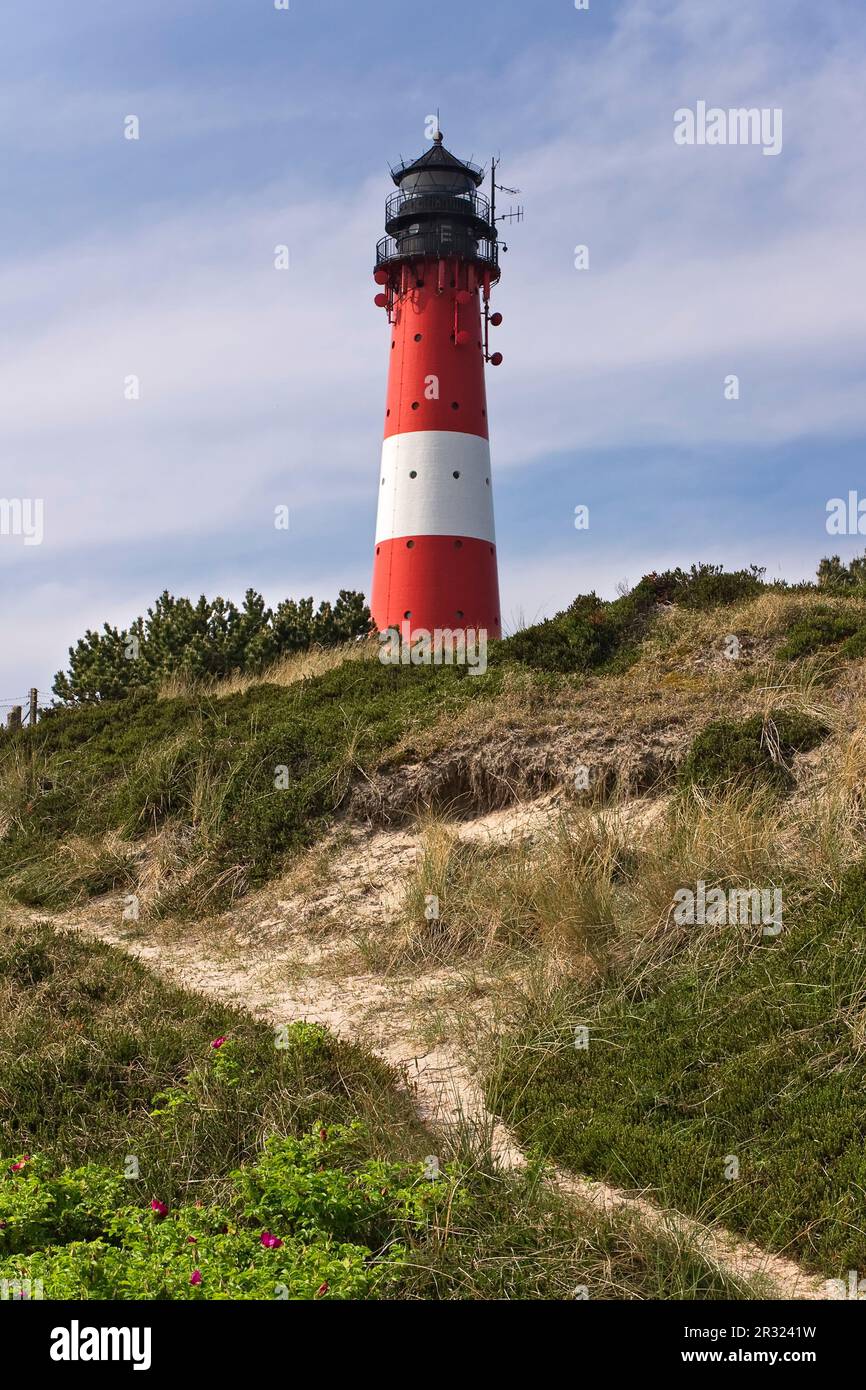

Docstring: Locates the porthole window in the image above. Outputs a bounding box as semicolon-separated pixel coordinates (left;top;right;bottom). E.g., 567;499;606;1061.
456;610;464;619
411;401;419;410
451;401;459;410
454;539;463;549
414;333;422;342
404;610;412;619
452;470;460;479
485;477;490;485
406;539;415;548
409;470;417;478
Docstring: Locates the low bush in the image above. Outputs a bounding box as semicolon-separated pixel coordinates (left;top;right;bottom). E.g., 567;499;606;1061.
498;565;769;675
678;710;829;795
776;606;866;660
0;1127;451;1300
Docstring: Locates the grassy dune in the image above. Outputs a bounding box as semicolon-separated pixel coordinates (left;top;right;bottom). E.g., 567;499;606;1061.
0;920;758;1300
3;568;866;1294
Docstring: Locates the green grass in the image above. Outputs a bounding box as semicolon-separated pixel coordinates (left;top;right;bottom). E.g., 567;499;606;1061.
0;567;853;917
489;859;866;1274
0;917;761;1300
0;661;504;912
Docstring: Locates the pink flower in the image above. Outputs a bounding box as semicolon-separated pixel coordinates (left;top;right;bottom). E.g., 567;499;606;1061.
190;1270;202;1286
260;1231;283;1250
10;1155;30;1174
150;1199;168;1218
210;1036;228;1049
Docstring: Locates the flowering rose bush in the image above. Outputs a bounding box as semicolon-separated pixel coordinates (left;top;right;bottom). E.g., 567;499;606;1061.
0;1124;455;1300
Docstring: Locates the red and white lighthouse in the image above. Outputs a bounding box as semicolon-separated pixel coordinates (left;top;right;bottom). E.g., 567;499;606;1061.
371;132;506;639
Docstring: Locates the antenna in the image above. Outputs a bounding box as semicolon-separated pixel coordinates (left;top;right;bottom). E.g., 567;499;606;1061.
490;154;524;239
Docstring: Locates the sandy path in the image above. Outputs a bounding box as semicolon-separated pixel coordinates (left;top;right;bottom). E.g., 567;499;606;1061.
44;797;840;1301
57;906;836;1299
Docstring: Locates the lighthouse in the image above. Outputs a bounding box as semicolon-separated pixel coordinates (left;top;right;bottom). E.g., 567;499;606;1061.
371;131;506;641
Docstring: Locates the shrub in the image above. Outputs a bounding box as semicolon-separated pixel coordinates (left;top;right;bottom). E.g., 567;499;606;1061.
52;588;372;704
679;710;829;795
817;552;866;592
0;1126;451;1300
639;563;767;610
776;606;866;660
498;566;768;675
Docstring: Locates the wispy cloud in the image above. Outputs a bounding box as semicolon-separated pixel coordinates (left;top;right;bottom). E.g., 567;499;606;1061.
2;0;865;696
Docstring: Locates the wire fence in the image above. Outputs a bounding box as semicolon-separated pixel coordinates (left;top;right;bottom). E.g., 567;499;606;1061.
0;690;40;729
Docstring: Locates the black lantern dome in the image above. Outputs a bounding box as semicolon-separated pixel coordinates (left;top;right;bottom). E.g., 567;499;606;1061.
376;131;498;272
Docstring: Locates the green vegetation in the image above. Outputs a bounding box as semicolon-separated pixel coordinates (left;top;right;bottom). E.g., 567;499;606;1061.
1;662;502;913
497;564;768;675
0;564;855;918
0;1134;449;1300
49;561;779;711
489;859;866;1272
0;919;425;1195
816;551;866;593
776;604;866;661
52;587;371;704
0;921;757;1300
678;709;830;795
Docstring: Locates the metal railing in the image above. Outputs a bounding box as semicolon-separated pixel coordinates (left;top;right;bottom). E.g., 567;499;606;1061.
390;153;484;183
375;233;499;271
384;188;493;229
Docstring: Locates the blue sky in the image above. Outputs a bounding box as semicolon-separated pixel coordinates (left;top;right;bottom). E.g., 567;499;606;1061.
2;0;865;701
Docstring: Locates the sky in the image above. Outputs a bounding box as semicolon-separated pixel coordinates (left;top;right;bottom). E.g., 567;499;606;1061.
1;0;865;703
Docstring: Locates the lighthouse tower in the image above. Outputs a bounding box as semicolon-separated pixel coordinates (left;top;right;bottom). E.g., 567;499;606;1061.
371;132;504;640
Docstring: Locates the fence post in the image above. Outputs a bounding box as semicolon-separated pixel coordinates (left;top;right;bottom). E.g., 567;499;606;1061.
6;706;22;732
29;688;38;726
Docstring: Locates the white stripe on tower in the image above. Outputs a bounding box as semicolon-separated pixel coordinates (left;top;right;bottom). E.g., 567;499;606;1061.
375;431;495;544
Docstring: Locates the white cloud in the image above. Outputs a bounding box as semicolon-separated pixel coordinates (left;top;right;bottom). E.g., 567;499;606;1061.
2;0;865;689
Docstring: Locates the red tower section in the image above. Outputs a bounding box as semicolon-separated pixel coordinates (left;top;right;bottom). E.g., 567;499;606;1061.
371;133;504;639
